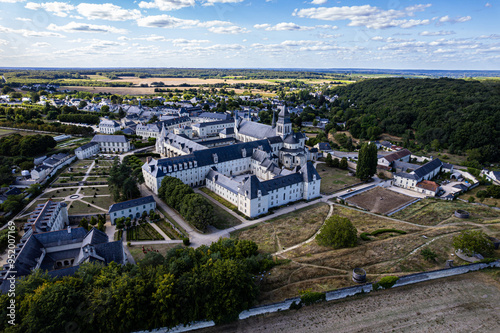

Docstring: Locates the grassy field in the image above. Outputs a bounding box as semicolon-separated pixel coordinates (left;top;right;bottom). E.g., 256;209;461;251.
126;223;164;241
316;166;359;195
68;200;106;214
232;203;330;253
154;219;180;240
391;199;500;226
462;185;500;207
81;196;115;210
128;243;181;262
346;187;416;214
210;202;242;230
80;186;111;196
199;271;500;333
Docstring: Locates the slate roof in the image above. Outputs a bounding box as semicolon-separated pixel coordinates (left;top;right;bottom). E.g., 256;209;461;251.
148;139;273;178
108;195;156;213
192;120;233;128
266;136;283;144
75;142;99;152
261;173;303;193
199;112;231;120
91;135;128;143
301;161;321;182
164;133;207;153
284;134;299;144
453;183;469;191
316;142;332;151
395;172;419;180
5;187;22;196
413;158;442;179
220;127;234;135
239;175;267;199
237;119;277;139
206;169;240;194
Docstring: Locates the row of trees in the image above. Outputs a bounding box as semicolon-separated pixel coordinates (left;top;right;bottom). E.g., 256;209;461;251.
57;113;100;125
325;154;348;169
0;133;56;156
108;160;141;202
158;176;215;232
0;238;274;332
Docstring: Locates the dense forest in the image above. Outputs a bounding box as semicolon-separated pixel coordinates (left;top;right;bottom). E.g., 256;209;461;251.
0;239;275;332
327;78;500;163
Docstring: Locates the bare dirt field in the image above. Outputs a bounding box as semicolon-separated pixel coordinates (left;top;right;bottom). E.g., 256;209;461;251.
346;186;416;214
198;270;500;333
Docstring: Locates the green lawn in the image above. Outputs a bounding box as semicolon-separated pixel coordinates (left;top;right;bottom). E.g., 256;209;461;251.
68;200;106;214
80;186;111;196
316;166;360;194
81;196;115;210
209;202;242;230
154;219;180;239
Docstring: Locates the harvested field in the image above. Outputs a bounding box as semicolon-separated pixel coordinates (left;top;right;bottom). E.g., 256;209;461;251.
199;270;500;333
346;186;416;214
106;76;279;86
392;198;500;225
233;203;330;253
316;167;359;195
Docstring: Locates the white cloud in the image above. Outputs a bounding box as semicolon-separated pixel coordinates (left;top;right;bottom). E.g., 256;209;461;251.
0;0;26;3
33;42;50;47
0;24;65;37
15;17;32;22
371;36;384;41
311;0;327;4
419;30;456;36
137;15;199;28
438;15;471;24
76;3;142;21
254;22;314;31
0;39;8;45
293;4;432;29
478;34;500;40
138;0;195;11
485;3;492;8
208;25;249;34
25;2;75;17
202;0;244;6
47;22;127;34
197;20;232;28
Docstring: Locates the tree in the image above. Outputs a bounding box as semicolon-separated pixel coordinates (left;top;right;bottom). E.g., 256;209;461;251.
180;194;214;232
100;105;109;113
339;157;348;170
356;142;377;181
325;153;333;167
315;215;357;248
452;230;494;257
331;157;340;168
2;194;24;214
79;218;89;230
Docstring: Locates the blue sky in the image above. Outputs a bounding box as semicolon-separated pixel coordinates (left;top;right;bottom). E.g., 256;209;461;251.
0;0;498;69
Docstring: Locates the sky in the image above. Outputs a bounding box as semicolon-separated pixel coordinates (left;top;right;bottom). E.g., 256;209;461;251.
0;0;499;70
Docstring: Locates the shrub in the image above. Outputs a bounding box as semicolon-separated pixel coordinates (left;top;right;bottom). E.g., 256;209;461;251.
289;300;302;310
373;276;399;290
299;290;326;306
183;238;190;246
360;232;371;241
421;247;437;261
371;229;406;236
316;215;357;249
452;230;494;256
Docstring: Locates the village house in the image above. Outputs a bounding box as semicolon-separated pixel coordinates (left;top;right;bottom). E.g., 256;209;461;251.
91;135;131;153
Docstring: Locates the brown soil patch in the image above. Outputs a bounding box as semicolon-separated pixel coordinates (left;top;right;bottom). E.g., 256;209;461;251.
346;187;416;214
198;271;500;333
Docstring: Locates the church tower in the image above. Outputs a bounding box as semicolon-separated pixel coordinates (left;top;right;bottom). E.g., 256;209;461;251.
276;105;292;138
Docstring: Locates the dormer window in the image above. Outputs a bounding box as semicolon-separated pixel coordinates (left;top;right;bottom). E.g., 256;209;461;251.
242;149;246;158
213;153;218;164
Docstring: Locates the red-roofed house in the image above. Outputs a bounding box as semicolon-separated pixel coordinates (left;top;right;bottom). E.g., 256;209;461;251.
378;149;412;167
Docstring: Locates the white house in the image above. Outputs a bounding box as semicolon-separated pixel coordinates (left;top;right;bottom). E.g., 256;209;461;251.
482;170;500;185
135;117;191;139
393;158;443;192
378;149;412;168
108;195;156;224
91;135;131;153
98;119;121;134
75;142;100;159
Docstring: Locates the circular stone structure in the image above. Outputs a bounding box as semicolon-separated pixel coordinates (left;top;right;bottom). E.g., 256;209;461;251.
352;267;367;283
69;194;80;199
454;210;470;219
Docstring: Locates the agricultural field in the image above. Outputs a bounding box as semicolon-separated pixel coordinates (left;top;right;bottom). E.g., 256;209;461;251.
316;167;359;195
200;270;500;333
391;199;500;226
346;187;416;214
232;203;330;254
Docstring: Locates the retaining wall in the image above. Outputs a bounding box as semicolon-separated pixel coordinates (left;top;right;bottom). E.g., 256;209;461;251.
139;261;499;333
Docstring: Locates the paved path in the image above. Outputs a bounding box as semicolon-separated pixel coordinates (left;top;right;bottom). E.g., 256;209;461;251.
149;222;170;240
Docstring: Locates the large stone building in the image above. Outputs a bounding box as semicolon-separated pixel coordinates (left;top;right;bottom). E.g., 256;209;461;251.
98;119;121;134
75;142;100;159
91;135;131;153
135;116;191;139
108;196;156;224
143;107;321;218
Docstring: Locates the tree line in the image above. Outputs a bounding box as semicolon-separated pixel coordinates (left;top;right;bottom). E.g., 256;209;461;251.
0;133;56;157
158;176;215;232
326;78;500;164
0;238;276;332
